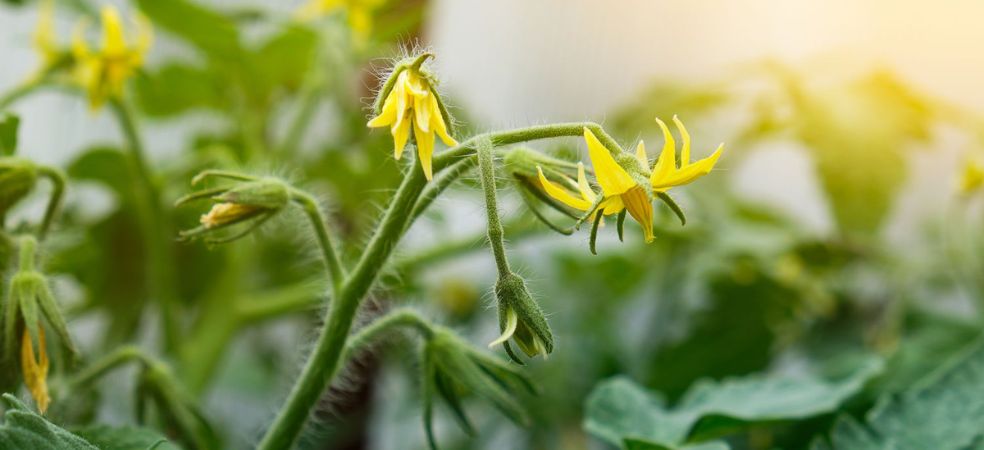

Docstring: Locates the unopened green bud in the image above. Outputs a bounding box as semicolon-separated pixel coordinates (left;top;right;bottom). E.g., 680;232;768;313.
422;327;535;450
177;173;290;244
0;157;38;216
488;273;553;363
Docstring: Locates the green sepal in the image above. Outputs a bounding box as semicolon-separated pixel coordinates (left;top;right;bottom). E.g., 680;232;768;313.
589;210;604;255
0;114;20;156
616;210;627;242
657;191;686;226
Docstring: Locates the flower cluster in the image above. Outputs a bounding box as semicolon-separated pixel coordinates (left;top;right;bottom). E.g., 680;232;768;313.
72;7;152;109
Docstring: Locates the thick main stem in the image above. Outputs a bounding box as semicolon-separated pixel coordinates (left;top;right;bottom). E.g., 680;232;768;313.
257;122;603;449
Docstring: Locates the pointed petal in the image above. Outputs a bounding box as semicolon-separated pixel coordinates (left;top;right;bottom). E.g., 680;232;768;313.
673;115;691;165
621;186;654;243
489;307;518;348
583;128;636;196
413;93;431;133
660;143;723;188
600;195;624;215
415;121;436;180
391;116;410;159
575;162;597;203
21;327;50;414
538;167;591;211
367;92;398;128
650;118;677;188
635;140;649;169
428;94;458;146
100;7;126;56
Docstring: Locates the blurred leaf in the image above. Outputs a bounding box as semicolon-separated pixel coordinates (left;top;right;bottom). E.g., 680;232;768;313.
71;425;178;450
135;65;226;117
815;334;984;450
67;147;135;202
135;0;241;60
0;393;96;449
249;25;318;97
585;358;881;449
788;72;934;236
0;113;19;156
609;82;728;136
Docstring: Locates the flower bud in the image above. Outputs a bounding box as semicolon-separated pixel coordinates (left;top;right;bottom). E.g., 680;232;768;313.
489;273;554;362
177;173;290;244
422;328;535;449
0;157;39;217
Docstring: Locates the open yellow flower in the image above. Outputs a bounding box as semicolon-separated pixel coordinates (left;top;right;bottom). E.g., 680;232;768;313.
367;65;457;180
21;326;50;414
537;118;722;244
72;6;152;110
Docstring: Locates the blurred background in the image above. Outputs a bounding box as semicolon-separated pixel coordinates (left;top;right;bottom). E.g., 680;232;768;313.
1;1;983;449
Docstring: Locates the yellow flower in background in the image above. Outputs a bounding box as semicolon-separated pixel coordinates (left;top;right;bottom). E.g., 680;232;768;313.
367;66;457;180
959;159;984;194
648;116;724;192
297;0;385;40
72;6;152;110
20;327;50;414
537;118;723;243
33;0;60;74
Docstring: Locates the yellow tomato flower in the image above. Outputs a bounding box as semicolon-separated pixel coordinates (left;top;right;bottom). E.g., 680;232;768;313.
297;0;384;40
20;326;50;414
959;159;984;194
367;66;457;180
72;6;153;110
537;118;722;244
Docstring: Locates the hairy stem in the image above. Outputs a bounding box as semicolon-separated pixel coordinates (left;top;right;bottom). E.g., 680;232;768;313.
257;122;604;449
341;308;434;362
36;166;65;240
477;137;511;276
291;190;346;298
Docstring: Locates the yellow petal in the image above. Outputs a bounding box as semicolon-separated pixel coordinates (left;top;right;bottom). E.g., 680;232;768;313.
427;94;457;147
413;92;431;133
673;115;691;165
134;13;154;56
537;167;592;211
600;195;624;215
21;327;50;414
575;162;597;203
392;73;410;130
100;7;126;57
404;70;429;98
34;0;56;57
634;140;649;170
583;128;637;197
650;118;677;184
348;7;372;39
391;114;411;159
367;90;399;128
620;186;654;243
655;143;723;189
414;121;435;180
71;19;91;61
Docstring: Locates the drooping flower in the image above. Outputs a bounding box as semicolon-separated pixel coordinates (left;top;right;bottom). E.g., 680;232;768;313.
297;0;385;40
72;6;152;109
176;172;291;244
20;326;50;414
537;118;722;244
367;56;457;180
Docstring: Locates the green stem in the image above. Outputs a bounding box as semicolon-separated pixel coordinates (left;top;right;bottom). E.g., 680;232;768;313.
0;79;47;110
65;345;151;391
257;122;602;449
291;190;345;298
409;156;476;224
17;235;36;271
341;308;434;362
476;137;511;276
36;166;65;240
109;98;180;352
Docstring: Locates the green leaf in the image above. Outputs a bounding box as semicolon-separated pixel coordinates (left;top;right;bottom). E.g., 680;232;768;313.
585;358;882;449
0;393;97;450
72;425;179;450
0;113;19;156
67;147;134;203
134;0;241;60
819;333;984;450
134;65;226;117
249;25;318;97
